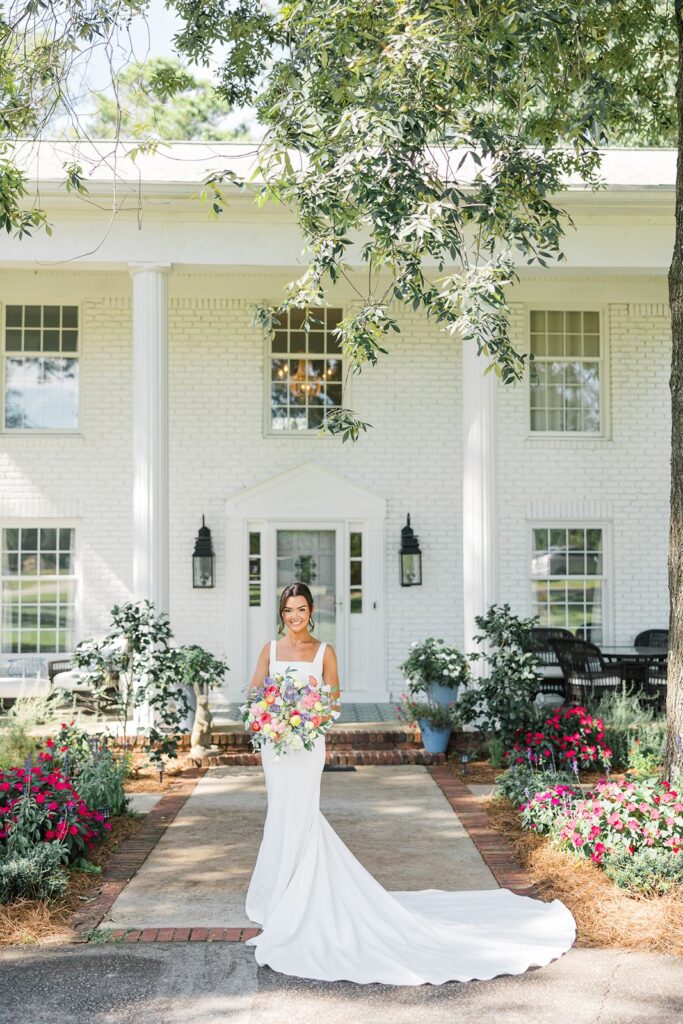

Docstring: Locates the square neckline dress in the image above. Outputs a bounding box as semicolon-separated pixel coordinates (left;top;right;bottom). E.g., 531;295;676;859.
244;640;575;985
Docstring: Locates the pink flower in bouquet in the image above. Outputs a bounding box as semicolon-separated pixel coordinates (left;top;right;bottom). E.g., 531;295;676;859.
311;715;322;728
264;685;279;704
302;693;318;709
259;711;272;724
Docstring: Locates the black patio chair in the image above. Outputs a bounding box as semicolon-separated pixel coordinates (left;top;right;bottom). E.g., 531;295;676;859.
634;629;668;713
525;627;574;701
549;637;628;705
634;629;669;648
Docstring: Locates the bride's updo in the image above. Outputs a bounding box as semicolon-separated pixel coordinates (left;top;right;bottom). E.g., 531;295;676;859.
278;582;315;634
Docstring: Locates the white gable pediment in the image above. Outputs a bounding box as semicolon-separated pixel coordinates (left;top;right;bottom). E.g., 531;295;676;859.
225;461;386;520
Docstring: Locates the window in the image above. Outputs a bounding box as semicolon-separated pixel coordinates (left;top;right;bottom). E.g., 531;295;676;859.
531;527;604;643
4;305;79;430
349;532;362;613
529;310;601;433
269;307;343;432
249;532;261;607
1;527;76;653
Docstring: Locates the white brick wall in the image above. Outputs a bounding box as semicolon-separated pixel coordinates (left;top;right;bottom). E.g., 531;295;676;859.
166;294;462;693
0;273;672;693
497;295;671;642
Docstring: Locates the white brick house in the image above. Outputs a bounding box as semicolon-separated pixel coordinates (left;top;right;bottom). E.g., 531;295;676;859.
0;142;674;705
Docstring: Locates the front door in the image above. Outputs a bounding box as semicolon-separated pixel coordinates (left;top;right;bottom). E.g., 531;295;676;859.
243;520;384;699
275;529;338;645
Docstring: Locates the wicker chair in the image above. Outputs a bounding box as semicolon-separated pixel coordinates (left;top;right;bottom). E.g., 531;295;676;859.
549;637;627;705
634;629;668;713
526;627;573;701
634;629;669;648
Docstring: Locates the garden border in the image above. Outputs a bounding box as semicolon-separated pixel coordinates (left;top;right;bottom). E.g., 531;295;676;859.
428;766;537;895
67;768;209;941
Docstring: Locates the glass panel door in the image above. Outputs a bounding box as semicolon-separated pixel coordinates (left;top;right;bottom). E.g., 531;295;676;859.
276;529;336;644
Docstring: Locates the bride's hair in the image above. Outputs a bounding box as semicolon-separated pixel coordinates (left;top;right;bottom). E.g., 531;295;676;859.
278;582;315;634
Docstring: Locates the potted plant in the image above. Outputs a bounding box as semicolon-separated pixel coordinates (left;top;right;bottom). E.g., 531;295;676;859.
400;638;470;705
396;693;460;754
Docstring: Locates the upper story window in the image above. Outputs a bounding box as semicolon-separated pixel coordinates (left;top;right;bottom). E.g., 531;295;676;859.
529;310;601;434
269;307;343;433
4;305;79;431
1;526;76;654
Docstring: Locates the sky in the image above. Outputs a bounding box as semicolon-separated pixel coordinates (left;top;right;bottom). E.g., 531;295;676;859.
65;0;257;135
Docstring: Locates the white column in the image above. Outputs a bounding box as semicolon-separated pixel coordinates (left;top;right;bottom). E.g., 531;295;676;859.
128;262;171;614
462;341;498;659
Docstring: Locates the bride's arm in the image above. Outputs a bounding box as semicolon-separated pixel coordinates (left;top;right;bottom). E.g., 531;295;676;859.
246;642;271;700
321;645;341;720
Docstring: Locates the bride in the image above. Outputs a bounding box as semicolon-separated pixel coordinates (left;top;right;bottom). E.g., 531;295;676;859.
244;581;575;985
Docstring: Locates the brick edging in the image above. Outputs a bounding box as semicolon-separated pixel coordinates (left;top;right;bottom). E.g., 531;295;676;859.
68;770;208;940
107;926;261;943
428;766;536;895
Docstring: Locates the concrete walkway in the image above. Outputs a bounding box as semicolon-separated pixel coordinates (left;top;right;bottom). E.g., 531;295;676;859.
2;944;682;1024
102;765;497;931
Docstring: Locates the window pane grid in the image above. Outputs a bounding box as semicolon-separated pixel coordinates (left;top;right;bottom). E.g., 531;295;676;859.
4;306;79;430
270;308;343;432
1;527;76;653
531;527;604;643
349;531;362;614
529;310;601;433
249;532;261;607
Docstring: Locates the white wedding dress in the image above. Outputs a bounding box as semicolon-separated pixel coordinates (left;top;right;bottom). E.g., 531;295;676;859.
245;641;575;985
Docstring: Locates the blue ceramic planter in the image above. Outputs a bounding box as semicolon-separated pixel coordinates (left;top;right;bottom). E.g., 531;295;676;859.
426;680;459;705
418;720;452;754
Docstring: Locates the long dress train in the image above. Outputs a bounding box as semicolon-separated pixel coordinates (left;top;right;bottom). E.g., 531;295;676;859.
245;641;575;985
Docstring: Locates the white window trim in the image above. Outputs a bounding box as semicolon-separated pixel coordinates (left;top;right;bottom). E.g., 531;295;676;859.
527;519;614;644
0;300;84;437
261;304;349;439
0;519;82;662
525;302;611;441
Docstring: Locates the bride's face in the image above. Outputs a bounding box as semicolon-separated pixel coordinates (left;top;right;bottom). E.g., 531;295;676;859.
282;596;312;636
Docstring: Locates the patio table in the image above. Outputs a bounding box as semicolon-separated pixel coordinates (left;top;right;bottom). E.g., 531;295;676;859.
599;646;667;709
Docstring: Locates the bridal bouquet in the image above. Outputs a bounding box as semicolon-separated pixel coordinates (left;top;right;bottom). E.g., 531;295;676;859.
240;667;340;757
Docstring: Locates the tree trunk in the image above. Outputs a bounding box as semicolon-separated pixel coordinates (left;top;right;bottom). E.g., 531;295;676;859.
666;4;683;779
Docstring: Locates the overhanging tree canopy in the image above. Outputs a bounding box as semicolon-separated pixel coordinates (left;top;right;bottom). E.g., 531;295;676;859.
0;0;681;773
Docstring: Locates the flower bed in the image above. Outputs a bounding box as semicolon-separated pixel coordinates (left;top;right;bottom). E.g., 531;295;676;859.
494;760;683;911
506;705;612;772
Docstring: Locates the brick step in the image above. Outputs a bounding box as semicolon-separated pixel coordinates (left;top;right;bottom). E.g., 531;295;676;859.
210;728;422;751
200;748;446;767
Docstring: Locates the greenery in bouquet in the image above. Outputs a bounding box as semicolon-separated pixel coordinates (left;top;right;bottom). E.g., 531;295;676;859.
400;638;470;693
72;600;193;765
457;605;542;748
396;693;460;730
241;668;340;758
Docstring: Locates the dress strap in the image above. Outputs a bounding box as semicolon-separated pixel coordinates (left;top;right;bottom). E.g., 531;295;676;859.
312;641;327;683
269;639;276;675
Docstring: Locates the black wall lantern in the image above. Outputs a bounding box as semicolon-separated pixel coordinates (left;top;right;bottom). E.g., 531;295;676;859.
400;513;422;587
193;515;215;588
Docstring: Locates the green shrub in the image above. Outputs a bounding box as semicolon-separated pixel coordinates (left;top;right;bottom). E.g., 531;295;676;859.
494;763;576;809
457;605;542;749
603;848;683;896
73;747;129;817
588;689;665;770
0;719;37;771
0;843;68;902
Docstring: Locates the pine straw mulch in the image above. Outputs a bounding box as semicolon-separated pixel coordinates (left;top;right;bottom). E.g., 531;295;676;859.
122;751;200;793
446;758;501;783
486;796;683;954
0;813;144;947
